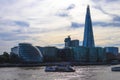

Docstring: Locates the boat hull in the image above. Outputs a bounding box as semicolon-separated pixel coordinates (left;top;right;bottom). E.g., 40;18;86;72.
45;69;75;72
45;66;75;72
111;67;120;71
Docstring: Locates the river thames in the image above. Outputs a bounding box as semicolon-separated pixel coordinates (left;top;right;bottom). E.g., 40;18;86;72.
0;65;120;80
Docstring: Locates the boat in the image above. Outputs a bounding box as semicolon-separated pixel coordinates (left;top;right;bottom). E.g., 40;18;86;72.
111;67;120;71
45;65;75;72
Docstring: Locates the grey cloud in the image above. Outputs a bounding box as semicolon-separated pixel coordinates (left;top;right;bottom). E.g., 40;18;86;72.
0;32;29;41
0;0;16;5
93;5;119;18
1;36;29;41
71;22;84;28
105;0;119;2
71;21;120;29
56;4;75;17
93;5;120;27
91;0;100;3
93;21;120;27
93;5;119;20
112;43;120;47
0;19;29;27
113;16;120;22
66;4;75;10
93;6;108;15
0;19;30;41
14;21;29;27
55;8;69;17
92;0;119;3
56;13;69;17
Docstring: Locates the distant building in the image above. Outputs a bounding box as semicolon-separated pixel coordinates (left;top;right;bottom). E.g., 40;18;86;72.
58;48;74;61
83;5;95;47
36;46;44;55
64;36;79;47
19;43;43;63
71;40;79;47
72;46;89;62
105;47;119;55
72;46;107;62
89;47;98;62
40;46;58;62
96;47;106;62
64;36;71;47
10;46;20;62
11;46;19;55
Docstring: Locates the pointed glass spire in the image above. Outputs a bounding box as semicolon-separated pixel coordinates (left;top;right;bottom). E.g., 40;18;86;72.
83;5;95;47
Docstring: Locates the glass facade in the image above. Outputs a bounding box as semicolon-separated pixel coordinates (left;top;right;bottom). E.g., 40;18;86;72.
42;47;58;62
64;36;79;47
19;43;43;63
72;46;88;62
83;6;95;47
11;46;19;55
105;47;119;55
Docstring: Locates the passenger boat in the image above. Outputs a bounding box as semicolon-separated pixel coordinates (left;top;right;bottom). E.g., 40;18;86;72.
45;65;75;72
111;67;120;71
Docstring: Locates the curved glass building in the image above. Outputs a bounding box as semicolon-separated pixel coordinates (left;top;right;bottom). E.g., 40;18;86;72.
19;43;43;63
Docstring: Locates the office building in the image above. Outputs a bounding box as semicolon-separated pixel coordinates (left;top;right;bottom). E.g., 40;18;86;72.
97;47;106;62
19;43;43;63
11;46;19;55
64;36;71;47
64;36;79;47
41;46;58;62
83;5;95;47
105;47;119;55
71;40;79;47
72;46;89;62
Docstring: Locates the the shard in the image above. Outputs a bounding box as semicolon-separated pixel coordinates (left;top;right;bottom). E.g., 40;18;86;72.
83;5;95;47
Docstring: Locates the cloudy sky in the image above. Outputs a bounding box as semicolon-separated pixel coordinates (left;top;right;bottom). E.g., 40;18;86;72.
0;0;120;53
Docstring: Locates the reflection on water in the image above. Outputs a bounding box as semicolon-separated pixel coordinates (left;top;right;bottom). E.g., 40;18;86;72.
0;65;120;80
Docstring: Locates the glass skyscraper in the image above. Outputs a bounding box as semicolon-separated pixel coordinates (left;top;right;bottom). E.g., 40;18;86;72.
83;5;95;47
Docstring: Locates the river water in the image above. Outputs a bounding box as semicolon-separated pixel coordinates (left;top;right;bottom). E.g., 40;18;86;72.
0;65;120;80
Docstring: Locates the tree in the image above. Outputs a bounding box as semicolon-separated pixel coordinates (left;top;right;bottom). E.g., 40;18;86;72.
0;52;10;63
10;52;20;63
